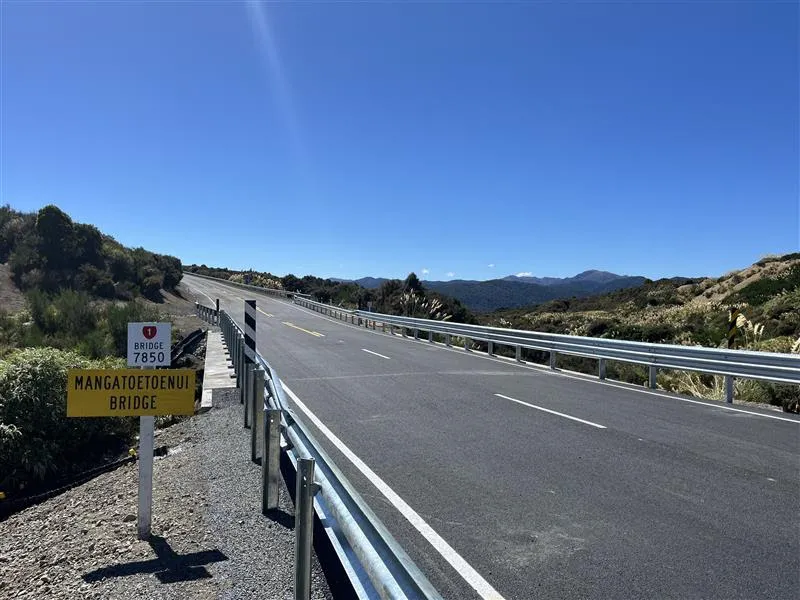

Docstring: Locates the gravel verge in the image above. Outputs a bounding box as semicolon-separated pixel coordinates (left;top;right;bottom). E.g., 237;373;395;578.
0;387;334;599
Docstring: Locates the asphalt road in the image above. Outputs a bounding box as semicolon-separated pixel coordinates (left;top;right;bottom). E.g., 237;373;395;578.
183;274;800;600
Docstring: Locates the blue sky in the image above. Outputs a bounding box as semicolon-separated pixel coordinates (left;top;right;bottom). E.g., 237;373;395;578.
1;1;797;281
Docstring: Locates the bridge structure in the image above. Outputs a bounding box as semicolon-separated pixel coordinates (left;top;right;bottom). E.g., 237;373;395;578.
183;272;800;600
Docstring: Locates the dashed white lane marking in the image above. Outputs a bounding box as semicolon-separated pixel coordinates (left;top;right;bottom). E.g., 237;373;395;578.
362;348;391;360
494;393;607;429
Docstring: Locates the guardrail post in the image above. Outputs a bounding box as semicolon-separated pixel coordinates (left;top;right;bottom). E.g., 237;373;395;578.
215;299;220;325
232;333;238;375
428;330;433;343
243;365;254;429
550;352;557;370
383;322;387;333
648;365;657;389
251;369;264;461
488;341;494;356
402;326;407;338
238;336;245;403
232;332;237;375
599;358;607;380
445;334;451;347
414;329;418;340
725;375;734;404
262;407;281;513
515;346;522;362
464;337;470;351
295;458;320;600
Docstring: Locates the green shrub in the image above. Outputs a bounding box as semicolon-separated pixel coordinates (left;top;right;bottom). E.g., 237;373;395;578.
52;290;96;337
725;265;800;306
141;275;164;301
0;347;135;493
105;302;161;357
16;293;162;360
1;204;182;299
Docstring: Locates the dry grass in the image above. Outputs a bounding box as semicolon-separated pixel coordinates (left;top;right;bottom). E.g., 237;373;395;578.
688;257;800;304
0;263;27;313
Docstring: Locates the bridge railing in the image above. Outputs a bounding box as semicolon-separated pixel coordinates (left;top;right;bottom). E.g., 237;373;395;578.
294;296;800;402
195;302;441;600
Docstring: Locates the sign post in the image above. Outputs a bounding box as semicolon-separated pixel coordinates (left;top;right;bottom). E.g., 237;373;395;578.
128;322;170;540
67;322;195;541
138;413;154;539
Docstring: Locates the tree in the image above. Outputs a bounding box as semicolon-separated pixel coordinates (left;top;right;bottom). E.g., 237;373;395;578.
404;272;423;293
73;224;104;267
35;205;76;271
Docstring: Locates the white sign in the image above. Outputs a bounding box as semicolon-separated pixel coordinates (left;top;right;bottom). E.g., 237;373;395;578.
127;322;171;367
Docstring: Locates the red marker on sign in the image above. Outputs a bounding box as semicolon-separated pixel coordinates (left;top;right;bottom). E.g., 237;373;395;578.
143;326;157;340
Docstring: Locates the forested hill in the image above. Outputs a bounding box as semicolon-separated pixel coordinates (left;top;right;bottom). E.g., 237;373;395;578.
0;204;182;301
481;253;800;348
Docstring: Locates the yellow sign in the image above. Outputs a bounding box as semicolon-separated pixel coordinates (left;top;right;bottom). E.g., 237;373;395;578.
67;369;196;417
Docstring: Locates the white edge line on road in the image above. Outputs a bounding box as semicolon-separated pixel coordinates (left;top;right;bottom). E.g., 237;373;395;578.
281;382;508;600
362;348;391;360
494;393;607;429
183;279;216;305
549;373;800;424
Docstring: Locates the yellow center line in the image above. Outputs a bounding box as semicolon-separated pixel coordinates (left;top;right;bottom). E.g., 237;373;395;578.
257;308;274;317
282;322;325;337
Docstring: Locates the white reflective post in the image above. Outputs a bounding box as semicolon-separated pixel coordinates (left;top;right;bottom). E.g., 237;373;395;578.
137;414;154;540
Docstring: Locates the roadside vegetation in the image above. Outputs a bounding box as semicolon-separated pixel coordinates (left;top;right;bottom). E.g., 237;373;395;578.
0;204;185;503
1;204;182;301
0;348;134;496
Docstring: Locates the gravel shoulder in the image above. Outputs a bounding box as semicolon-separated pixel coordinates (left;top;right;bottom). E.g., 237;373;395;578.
0;388;334;600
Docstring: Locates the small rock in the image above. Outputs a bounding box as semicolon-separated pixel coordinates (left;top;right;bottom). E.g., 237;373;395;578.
238;519;244;525
40;574;50;583
123;514;136;523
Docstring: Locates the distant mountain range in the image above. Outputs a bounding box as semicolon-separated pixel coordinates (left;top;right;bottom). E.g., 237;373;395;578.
335;271;649;312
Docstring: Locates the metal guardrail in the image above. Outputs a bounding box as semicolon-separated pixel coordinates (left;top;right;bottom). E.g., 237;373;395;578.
195;303;442;600
184;271;311;300
293;297;800;403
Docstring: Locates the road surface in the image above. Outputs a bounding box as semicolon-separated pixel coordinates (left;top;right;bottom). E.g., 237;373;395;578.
183;274;800;600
